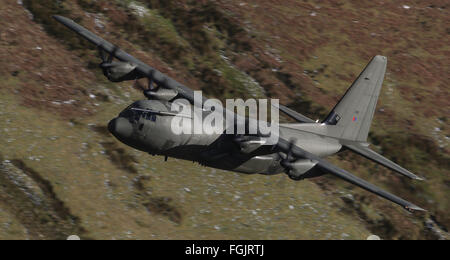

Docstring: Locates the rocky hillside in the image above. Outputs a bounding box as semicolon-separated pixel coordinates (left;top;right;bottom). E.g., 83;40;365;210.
0;0;448;239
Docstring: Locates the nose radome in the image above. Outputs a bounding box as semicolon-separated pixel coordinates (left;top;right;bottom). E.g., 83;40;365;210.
108;117;133;139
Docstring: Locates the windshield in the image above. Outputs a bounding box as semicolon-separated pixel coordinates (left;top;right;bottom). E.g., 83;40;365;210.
120;106;157;123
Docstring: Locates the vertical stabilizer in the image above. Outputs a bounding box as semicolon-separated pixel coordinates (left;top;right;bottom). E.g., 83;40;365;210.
323;55;387;142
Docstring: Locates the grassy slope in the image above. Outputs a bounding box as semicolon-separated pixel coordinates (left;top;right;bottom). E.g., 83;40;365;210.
0;0;448;239
0;87;372;240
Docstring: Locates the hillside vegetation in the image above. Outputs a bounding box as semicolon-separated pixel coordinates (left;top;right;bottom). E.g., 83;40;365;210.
0;0;448;239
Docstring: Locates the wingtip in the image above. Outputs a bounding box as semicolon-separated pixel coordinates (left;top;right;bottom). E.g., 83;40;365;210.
53;15;70;23
399;169;425;181
406;171;426;181
414;176;426;181
405;205;426;213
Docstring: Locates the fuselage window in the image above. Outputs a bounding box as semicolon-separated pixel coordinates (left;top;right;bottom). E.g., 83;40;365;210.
144;113;156;122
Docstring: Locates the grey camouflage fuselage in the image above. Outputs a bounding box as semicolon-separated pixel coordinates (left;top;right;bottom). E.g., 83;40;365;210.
108;99;341;176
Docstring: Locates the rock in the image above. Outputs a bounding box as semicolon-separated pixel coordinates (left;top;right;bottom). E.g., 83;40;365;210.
425;219;449;240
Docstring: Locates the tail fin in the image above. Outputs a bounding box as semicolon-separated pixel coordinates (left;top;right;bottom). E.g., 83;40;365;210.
323;55;387;142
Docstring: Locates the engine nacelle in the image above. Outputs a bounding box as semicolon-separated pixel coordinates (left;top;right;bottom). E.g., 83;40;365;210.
144;88;179;101
287;159;319;180
234;136;267;154
102;62;143;82
239;139;266;154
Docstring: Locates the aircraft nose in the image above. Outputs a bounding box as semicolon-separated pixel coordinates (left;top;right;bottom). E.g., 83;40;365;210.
108;117;133;139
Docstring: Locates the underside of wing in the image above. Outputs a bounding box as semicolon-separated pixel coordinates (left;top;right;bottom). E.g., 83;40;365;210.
276;138;425;212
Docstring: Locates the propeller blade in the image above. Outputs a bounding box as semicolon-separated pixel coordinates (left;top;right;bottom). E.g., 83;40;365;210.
99;62;117;69
287;139;296;162
276;152;287;161
280;160;292;169
277;138;300;174
133;79;147;92
98;46;107;62
107;45;119;63
148;78;156;90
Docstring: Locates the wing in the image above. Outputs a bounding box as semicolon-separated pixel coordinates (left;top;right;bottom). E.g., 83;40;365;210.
276;138;425;212
344;143;424;180
53;15;202;105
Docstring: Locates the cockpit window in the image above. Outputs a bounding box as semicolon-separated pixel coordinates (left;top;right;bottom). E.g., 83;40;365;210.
120;105;158;123
133;111;142;121
133;110;157;122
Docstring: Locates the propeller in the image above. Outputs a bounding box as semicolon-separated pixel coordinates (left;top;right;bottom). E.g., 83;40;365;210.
98;44;118;68
133;76;160;99
148;71;157;90
98;44;120;80
276;138;302;179
98;45;159;99
98;46;107;62
133;78;147;92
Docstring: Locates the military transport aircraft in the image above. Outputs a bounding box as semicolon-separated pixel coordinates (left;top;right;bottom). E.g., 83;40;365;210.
54;16;425;212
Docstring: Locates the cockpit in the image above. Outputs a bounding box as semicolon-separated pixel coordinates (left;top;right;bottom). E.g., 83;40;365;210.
109;100;161;141
119;101;160;123
120;108;157;123
108;99;190;143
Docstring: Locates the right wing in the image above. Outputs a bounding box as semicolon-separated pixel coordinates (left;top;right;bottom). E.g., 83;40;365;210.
344;143;424;180
277;138;425;212
53;15;202;105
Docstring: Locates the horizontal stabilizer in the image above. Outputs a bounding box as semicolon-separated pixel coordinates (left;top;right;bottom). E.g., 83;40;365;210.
273;103;316;123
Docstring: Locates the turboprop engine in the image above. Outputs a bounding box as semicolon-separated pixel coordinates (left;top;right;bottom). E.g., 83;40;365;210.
234;135;267;154
278;142;321;180
282;159;318;180
98;46;144;82
101;61;143;82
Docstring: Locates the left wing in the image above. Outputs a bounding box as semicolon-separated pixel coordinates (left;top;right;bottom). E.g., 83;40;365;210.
53;15;202;105
276;138;425;212
54;16;260;135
